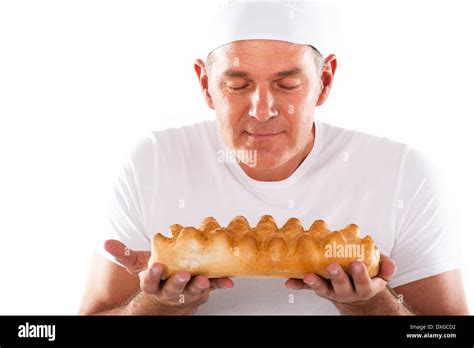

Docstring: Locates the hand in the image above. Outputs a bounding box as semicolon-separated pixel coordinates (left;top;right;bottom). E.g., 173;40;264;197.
285;253;397;306
104;239;234;314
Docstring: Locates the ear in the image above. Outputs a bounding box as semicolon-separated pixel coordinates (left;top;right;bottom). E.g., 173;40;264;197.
194;59;215;110
316;54;337;107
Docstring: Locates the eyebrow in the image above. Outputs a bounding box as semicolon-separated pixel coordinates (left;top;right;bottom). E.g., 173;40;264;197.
222;68;303;79
275;68;302;78
223;69;249;78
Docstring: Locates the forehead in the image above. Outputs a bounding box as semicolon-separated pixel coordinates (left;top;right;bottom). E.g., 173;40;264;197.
210;40;314;75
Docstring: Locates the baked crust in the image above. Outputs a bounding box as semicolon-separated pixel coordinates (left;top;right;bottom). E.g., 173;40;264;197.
150;215;380;279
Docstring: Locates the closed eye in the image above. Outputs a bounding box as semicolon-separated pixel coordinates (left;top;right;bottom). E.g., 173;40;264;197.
227;84;249;90
278;84;300;90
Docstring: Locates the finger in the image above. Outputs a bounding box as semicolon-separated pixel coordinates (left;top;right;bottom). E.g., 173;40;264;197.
160;271;191;301
104;240;150;274
185;276;211;296
139;263;164;295
351;261;374;299
378;254;397;281
285;278;310;290
303;273;331;297
327;263;354;297
104;239;133;265
371;277;389;293
210;277;234;289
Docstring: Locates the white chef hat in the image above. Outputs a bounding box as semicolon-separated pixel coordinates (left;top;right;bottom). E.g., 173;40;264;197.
205;0;341;58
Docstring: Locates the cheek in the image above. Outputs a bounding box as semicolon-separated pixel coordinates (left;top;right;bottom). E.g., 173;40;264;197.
216;94;247;131
279;86;316;114
221;96;246;116
282;94;316;141
282;94;314;122
215;101;245;146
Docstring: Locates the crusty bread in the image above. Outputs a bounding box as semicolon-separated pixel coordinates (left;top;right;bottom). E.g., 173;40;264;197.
150;215;380;279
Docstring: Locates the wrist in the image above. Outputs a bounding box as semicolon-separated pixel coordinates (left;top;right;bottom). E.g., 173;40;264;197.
334;287;414;315
125;291;196;316
334;287;388;315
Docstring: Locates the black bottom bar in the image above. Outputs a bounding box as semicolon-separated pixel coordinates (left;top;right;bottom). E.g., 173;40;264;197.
0;315;473;346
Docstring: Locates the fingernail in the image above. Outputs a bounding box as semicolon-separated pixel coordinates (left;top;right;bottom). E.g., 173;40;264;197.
304;274;317;285
151;265;162;276
352;262;363;273
197;282;208;289
328;266;338;277
177;275;188;283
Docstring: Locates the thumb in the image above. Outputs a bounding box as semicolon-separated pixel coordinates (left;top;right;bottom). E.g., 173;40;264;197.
104;239;151;274
378;253;397;281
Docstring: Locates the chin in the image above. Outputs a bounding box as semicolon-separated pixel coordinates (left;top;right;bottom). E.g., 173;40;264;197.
246;149;290;169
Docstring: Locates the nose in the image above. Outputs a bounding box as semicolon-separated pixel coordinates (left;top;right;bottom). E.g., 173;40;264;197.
248;86;279;121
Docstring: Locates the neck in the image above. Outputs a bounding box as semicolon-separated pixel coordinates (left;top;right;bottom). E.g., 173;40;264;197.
239;123;315;182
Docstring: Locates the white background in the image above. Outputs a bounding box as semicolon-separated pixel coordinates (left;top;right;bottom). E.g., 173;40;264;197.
0;0;473;314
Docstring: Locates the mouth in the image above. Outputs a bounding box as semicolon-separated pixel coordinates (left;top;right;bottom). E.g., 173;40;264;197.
244;131;284;139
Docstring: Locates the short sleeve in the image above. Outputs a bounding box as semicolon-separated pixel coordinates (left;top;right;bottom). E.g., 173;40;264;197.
388;146;461;288
95;134;157;264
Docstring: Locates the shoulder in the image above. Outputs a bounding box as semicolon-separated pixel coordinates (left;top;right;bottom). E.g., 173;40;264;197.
147;120;217;158
123;120;220;172
318;121;411;172
320;121;408;154
151;120;217;146
316;121;440;190
125;120;217;160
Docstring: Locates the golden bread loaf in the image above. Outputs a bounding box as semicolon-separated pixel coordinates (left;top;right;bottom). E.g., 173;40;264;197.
150;215;380;279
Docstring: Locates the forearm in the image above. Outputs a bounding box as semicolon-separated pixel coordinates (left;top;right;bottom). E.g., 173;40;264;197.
334;287;416;315
91;291;196;316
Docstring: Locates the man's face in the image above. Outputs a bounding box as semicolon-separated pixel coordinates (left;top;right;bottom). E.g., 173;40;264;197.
206;40;322;170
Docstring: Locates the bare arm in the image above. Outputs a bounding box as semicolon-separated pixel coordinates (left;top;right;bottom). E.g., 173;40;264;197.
393;270;469;315
79;252;141;315
79;241;233;315
79;253;202;315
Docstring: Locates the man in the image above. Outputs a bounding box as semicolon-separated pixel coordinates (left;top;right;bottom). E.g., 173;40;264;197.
79;1;468;315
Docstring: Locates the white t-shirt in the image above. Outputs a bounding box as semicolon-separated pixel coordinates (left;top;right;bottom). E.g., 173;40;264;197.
97;119;460;315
